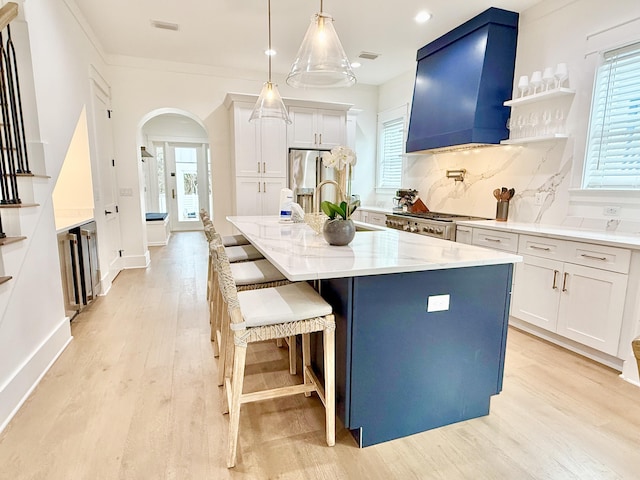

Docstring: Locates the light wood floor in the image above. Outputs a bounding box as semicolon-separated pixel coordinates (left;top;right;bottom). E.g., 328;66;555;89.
1;232;639;479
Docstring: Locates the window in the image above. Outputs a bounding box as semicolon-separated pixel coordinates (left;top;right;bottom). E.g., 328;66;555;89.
377;105;407;190
583;41;640;189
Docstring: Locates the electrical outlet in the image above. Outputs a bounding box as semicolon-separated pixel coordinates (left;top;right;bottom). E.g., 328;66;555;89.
534;192;546;206
603;206;620;217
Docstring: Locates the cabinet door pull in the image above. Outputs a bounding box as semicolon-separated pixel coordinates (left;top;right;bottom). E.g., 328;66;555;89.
552;270;559;289
580;253;607;261
257;162;261;173
258;182;261;193
314;133;317;145
531;245;551;251
486;238;501;243
319;133;322;144
562;272;569;292
263;162;266;174
458;227;471;232
263;182;266;192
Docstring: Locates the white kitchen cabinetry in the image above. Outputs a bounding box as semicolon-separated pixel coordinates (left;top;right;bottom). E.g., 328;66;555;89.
230;101;287;178
357;210;387;227
226;95;288;216
511;234;629;355
235;177;287;216
455;225;473;244
288;106;346;149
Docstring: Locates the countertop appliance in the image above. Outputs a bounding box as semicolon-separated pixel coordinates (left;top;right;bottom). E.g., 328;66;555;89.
385;212;487;241
406;7;518;153
288;148;339;213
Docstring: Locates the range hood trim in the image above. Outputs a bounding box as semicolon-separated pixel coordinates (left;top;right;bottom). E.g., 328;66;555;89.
406;7;519;154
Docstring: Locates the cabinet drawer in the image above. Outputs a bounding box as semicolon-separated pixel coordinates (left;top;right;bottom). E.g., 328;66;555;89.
472;228;518;253
518;235;568;260
567;242;630;274
367;212;387;227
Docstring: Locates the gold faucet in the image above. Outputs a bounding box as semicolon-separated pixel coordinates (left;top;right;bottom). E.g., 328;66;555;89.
313;180;344;213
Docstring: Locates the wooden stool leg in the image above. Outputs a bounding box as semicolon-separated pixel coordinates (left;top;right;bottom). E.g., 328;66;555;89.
323;321;336;447
276;338;284;348
289;335;297;375
227;342;247;468
217;307;230;387
302;334;311;397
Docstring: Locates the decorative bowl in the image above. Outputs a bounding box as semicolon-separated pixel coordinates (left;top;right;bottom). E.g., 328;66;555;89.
304;212;328;234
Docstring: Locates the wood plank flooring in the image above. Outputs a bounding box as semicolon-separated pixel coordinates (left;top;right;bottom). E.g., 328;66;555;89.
1;231;639;479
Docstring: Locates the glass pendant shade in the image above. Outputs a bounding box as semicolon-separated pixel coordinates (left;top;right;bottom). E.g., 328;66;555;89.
249;81;291;124
286;13;356;88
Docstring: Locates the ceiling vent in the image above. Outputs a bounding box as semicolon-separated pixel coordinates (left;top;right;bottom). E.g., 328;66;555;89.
151;20;179;31
357;51;380;61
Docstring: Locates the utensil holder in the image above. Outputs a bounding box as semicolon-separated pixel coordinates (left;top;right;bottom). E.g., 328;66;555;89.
496;201;509;222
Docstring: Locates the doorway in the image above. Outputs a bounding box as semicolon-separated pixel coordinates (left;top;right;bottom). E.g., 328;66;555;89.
140;112;211;233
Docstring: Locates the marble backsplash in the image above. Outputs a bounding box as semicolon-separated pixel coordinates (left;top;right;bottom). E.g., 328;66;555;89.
401;139;574;225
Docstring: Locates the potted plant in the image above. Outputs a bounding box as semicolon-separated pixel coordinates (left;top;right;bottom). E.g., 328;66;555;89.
320;146;359;246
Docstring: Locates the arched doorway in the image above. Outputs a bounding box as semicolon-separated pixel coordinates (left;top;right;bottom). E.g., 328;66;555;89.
139;110;211;232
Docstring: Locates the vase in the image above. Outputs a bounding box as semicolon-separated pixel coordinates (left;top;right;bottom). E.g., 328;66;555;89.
322;218;356;246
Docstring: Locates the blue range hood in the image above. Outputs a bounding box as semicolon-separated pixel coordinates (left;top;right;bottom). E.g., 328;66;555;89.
406;8;519;153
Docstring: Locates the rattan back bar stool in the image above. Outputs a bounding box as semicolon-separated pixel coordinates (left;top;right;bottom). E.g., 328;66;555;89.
213;243;336;468
200;209;250;247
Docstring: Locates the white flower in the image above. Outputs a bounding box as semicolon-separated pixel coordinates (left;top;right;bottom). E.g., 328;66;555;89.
323;146;357;170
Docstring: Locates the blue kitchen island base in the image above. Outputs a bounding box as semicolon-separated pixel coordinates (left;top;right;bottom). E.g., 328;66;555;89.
317;263;513;447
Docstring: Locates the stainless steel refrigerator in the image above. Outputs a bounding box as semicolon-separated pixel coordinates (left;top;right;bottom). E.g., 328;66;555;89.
288;149;339;213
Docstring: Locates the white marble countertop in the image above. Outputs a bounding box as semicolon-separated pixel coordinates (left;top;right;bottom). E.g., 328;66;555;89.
456;219;640;250
227;216;521;281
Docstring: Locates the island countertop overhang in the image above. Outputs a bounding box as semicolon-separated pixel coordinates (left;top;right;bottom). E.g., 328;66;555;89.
226;216;522;281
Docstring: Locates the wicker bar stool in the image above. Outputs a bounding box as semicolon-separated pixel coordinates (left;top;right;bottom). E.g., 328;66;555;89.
208;234;292;369
200;209;250;247
213;242;335;468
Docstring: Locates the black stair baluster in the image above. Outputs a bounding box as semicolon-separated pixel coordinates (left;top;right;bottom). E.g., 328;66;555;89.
6;25;29;174
0;34;10;205
0;32;19;204
0;212;5;239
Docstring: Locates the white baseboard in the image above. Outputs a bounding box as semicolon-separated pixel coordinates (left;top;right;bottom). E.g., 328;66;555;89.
0;318;72;434
123;251;150;269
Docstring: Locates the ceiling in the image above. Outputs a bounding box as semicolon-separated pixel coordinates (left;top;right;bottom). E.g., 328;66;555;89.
73;0;543;86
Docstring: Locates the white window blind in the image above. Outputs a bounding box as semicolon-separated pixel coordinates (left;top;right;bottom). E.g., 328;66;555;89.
376;104;407;189
583;41;640;189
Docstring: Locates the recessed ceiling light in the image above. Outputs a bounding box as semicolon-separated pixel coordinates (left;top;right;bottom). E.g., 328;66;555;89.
151;20;179;31
415;11;432;24
350;62;362;69
265;49;276;56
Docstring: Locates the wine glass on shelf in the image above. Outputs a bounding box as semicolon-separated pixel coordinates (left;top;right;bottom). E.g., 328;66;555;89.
554;63;568;89
529;112;540;138
516;114;526;139
554;108;565;134
542;109;552;135
542;67;555;91
530;71;543;94
506;116;513;139
518;75;529;98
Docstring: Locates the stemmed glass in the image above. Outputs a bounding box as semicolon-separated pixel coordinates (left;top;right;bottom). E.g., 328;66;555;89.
506;117;513;138
542;109;553;135
554;108;565;134
517;114;526;138
517;75;529;98
554;63;568;89
529;112;540;137
530;71;543;94
542;67;555;91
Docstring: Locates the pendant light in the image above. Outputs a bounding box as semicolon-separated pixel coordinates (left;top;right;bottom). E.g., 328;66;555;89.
249;0;291;124
286;0;356;88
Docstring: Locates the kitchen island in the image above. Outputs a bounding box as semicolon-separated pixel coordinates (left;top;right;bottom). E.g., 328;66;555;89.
227;216;522;447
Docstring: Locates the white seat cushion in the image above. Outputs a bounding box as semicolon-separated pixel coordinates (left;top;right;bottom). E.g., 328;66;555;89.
231;259;286;286
225;244;263;263
237;283;332;328
222;234;250;247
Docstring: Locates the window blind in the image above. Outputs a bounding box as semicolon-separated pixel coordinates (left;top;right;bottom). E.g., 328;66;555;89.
583;41;640;189
378;118;404;189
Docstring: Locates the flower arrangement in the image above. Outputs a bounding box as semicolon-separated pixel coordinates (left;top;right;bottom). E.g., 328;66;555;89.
320;146;359;220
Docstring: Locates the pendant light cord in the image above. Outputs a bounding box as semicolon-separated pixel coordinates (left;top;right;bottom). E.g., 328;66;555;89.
268;0;273;83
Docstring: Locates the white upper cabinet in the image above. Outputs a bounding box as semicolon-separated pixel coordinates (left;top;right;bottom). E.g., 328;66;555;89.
287;106;346;149
229;101;287;178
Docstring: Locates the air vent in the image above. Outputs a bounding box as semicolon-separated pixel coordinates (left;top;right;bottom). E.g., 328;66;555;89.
357;51;380;60
151;20;179;31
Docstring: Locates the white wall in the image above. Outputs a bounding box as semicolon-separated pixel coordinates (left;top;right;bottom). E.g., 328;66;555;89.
380;0;640;232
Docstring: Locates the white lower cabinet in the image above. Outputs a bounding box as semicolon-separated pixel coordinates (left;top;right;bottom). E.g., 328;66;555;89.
235;177;286;216
511;234;629;356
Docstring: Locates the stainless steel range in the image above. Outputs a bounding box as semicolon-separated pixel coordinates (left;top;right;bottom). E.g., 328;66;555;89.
385;212;486;241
